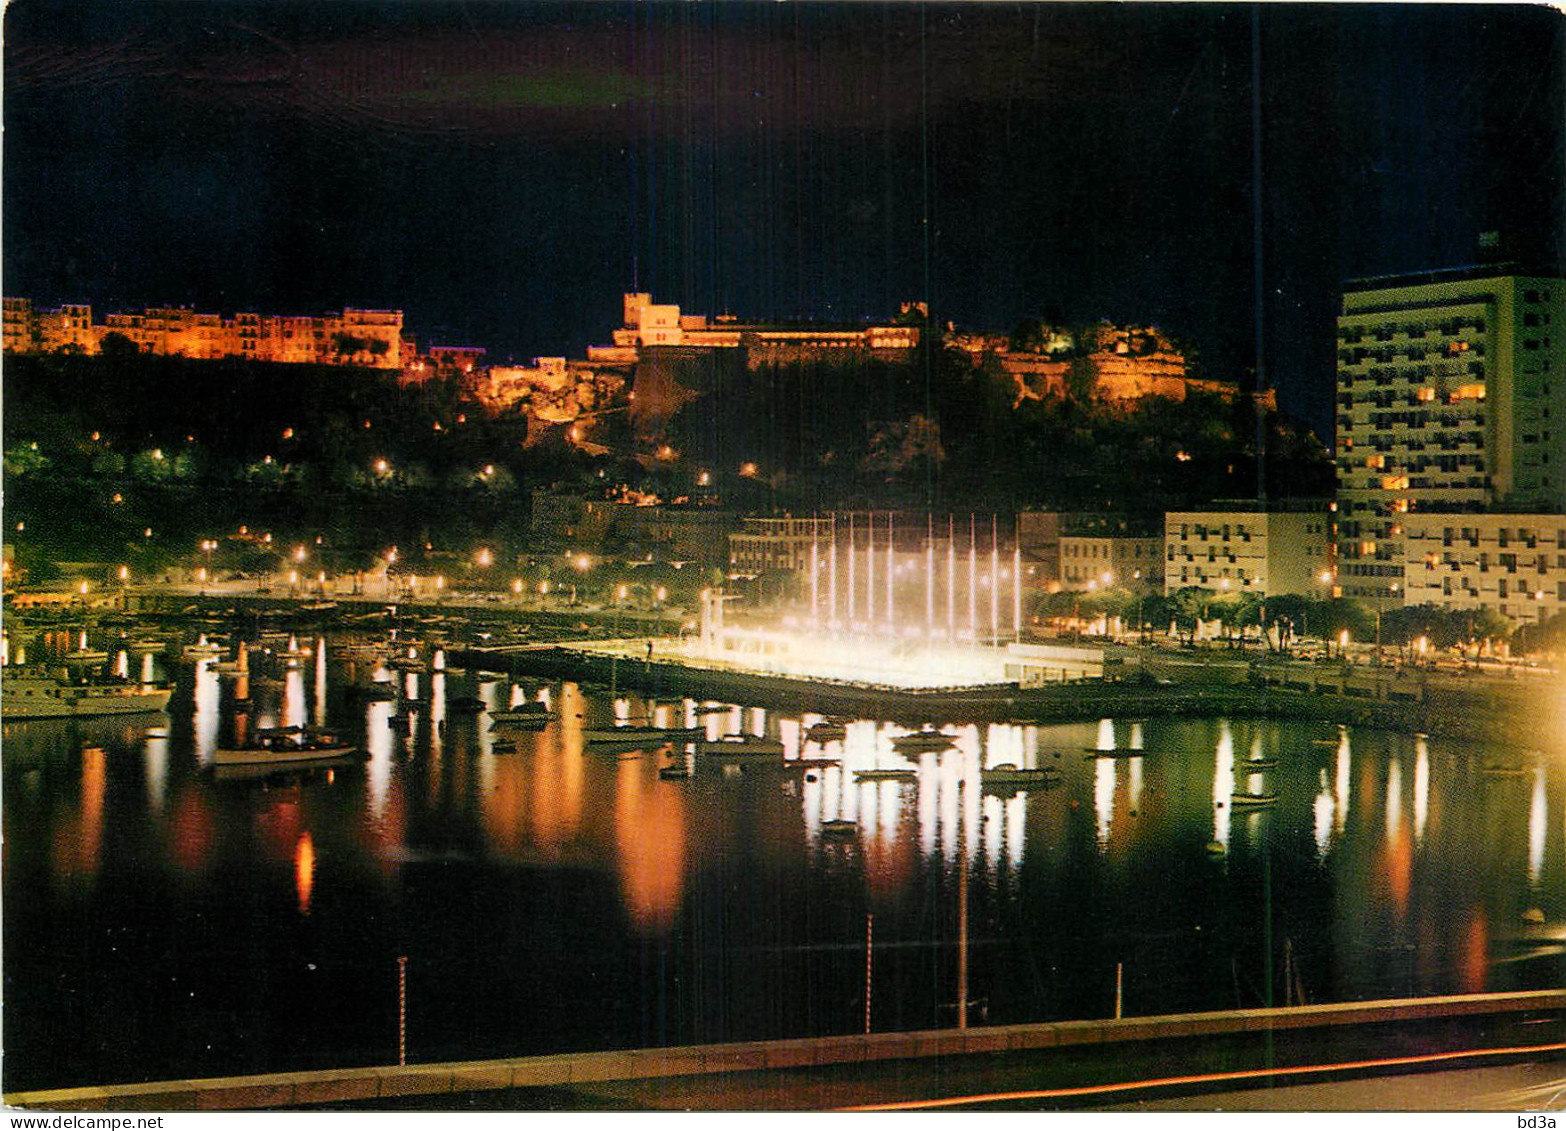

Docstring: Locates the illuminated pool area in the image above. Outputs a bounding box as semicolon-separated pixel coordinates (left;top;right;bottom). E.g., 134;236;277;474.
570;588;1105;692
576;631;1012;691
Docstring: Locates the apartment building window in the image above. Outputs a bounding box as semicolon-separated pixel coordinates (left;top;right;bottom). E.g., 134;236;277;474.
1499;579;1509;598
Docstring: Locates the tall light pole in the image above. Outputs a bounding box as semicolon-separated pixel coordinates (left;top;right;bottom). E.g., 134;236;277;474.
1134;569;1144;644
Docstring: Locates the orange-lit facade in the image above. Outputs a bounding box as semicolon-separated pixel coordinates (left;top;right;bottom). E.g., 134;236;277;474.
949;321;1269;408
3;299;405;369
596;292;923;368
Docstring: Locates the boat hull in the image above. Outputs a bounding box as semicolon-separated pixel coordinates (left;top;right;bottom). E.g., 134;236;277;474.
212;744;360;767
3;685;172;720
698;739;785;757
585;727;701;744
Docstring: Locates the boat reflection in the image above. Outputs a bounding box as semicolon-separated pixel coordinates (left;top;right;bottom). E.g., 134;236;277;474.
7;640;1564;1095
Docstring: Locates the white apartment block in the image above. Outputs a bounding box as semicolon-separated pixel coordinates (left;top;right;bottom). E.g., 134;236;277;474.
1335;269;1566;605
1058;535;1163;593
1401;513;1566;625
728;516;838;573
1164;510;1332;597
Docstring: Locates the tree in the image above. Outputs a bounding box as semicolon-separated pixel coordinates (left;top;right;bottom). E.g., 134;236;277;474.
1009;318;1045;353
129;449;173;482
1065;355;1097;402
1168;586;1215;644
1262;593;1311;651
4;442;49;478
1459;607;1513;653
98;331;138;361
332;333;369;359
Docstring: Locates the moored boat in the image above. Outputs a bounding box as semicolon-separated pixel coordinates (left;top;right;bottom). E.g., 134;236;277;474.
490;703;550;723
854;767;919;782
891;728;955;754
981;763;1063;788
212;726;362;767
3;670;173;719
1230;792;1279;807
585;724;701;745
698;734;786;757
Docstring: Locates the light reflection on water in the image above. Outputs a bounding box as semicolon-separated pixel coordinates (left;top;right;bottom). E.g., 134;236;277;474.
1213;721;1235;850
3;634;1565;1092
1530;766;1548;887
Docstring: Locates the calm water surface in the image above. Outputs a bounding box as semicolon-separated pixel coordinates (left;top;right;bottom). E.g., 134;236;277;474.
5;633;1564;1090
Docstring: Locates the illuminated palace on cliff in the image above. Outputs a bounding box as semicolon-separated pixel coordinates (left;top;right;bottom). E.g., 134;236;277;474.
3;291;1258;414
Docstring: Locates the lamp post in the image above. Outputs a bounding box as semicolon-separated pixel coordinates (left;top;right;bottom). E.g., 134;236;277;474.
1133;569;1144;645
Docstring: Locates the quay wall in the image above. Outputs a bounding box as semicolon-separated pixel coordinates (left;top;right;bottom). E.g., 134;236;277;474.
34;589;1566;744
9;990;1562;1111
452;643;1566;745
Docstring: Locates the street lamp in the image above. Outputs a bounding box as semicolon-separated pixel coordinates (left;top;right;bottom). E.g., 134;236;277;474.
1133;569;1144;644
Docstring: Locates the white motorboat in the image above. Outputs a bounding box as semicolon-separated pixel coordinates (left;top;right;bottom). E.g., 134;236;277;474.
698;734;786;757
891;728;956;755
212;726;361;767
3;670;172;719
584;724;701;745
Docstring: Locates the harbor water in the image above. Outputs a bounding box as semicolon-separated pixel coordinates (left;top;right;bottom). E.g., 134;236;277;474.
4;632;1563;1091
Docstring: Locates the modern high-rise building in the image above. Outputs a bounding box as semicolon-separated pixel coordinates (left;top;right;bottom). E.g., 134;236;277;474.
1334;267;1566;606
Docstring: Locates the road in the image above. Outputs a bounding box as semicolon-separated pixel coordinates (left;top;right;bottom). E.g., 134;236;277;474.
359;1014;1566;1112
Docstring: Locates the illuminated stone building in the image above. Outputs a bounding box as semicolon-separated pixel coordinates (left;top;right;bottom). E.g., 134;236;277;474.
2;299;406;369
595;292;923;368
948;322;1267;407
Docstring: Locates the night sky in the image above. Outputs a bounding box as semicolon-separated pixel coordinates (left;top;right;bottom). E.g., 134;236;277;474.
5;2;1563;437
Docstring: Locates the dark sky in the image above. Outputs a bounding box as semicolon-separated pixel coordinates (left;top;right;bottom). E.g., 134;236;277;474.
5;2;1563;437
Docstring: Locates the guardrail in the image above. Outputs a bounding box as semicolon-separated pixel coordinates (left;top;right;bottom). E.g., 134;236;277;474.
9;989;1562;1111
